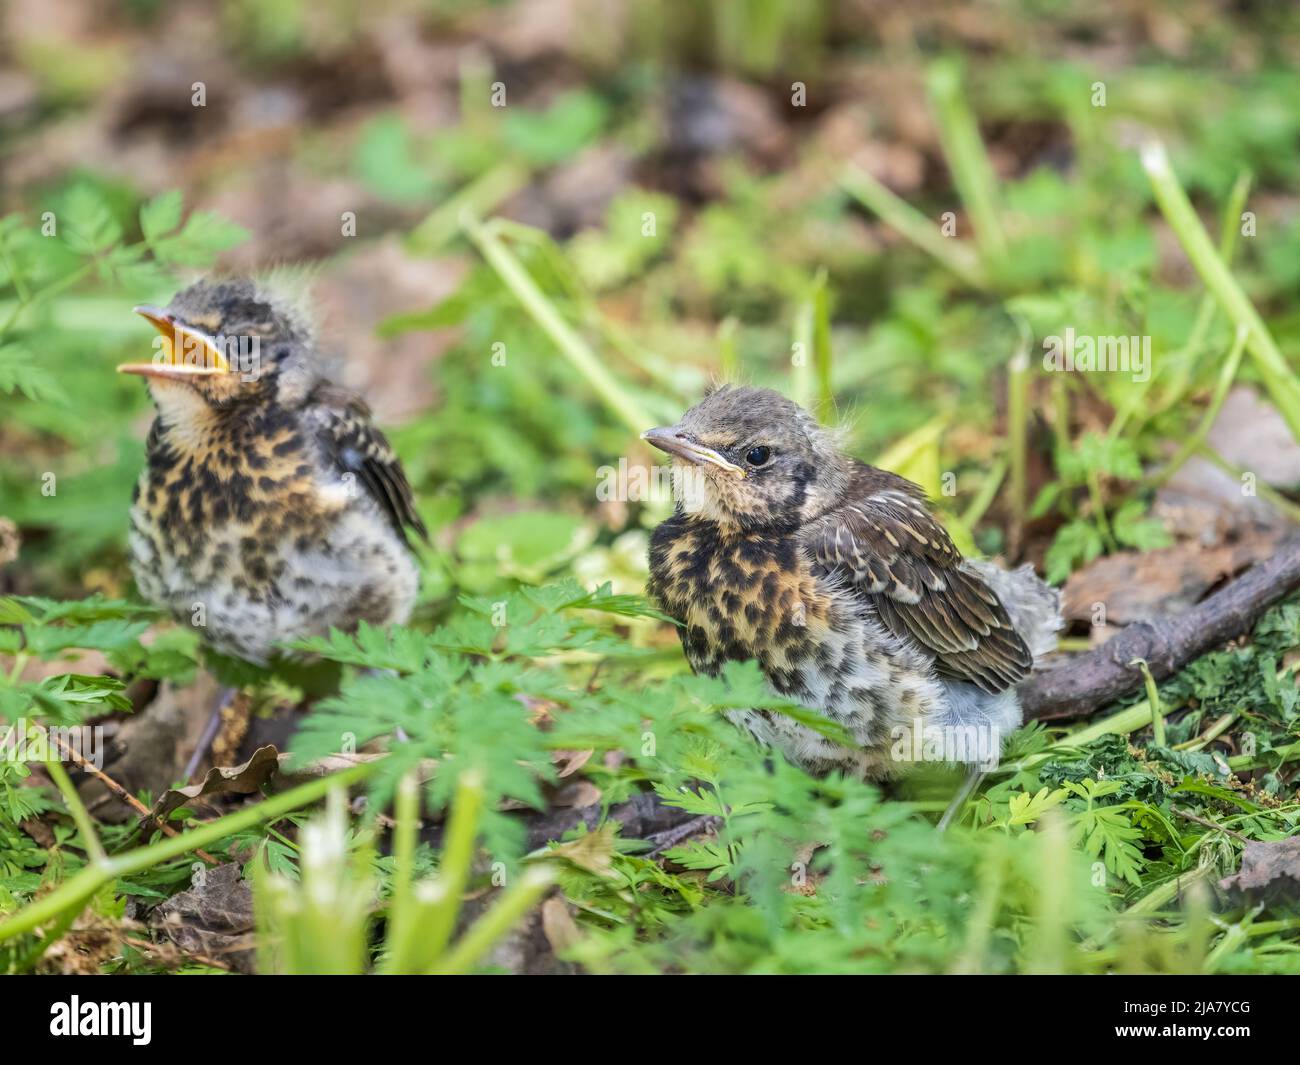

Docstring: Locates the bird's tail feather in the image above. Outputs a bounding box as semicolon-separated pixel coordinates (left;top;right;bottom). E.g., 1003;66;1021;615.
964;559;1062;660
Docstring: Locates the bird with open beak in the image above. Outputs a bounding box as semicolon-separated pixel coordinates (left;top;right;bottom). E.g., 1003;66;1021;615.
643;385;1061;792
121;278;426;771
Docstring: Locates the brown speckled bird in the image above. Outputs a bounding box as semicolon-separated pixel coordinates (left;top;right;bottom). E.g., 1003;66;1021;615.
644;385;1060;781
119;277;425;668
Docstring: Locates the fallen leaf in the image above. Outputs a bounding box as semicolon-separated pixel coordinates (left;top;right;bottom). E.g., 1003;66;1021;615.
553;748;594;778
79;674;220;823
0;515;19;567
548;821;619;878
146;744;280;824
539;896;582;955
1062;528;1289;624
1218;835;1300;900
148;862;256;973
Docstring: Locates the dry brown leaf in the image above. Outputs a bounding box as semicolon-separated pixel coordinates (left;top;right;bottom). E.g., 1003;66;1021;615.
1062;529;1287;625
1219;835;1300;900
148;862;256;973
548;821;619;878
80;674;220;823
146;744;280;824
553;748;594;778
540;896;582;956
0;515;20;567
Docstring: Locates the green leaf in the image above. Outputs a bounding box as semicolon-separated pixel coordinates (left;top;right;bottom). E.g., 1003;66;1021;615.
1044;519;1104;584
139;190;183;242
1111;499;1173;551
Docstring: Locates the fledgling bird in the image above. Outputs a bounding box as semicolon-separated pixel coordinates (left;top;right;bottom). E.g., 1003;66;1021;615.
644;385;1060;782
119;277;425;671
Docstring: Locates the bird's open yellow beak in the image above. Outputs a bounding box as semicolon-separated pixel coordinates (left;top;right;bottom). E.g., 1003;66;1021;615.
117;306;230;380
641;427;745;477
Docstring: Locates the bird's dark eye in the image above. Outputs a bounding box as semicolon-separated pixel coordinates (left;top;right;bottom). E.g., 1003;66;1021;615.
745;445;771;467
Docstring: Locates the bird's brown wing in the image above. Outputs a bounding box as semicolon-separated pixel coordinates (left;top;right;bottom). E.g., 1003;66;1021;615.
307;383;428;545
805;466;1030;693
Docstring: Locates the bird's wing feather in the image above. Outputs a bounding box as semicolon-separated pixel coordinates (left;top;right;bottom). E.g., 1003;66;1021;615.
307;383;427;545
806;465;1030;693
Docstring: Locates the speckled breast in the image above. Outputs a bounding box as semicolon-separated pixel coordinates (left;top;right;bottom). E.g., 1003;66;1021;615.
647;514;842;692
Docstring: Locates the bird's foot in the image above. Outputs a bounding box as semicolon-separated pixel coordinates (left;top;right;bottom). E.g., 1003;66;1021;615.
183;685;237;782
936;768;985;832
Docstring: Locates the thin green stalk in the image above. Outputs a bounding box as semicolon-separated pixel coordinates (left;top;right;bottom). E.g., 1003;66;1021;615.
839;165;985;289
1147;325;1248;488
458;47;495;133
1143;142;1300;442
1131;659;1165;747
1050;374;1072;458
0;762;374;945
811;269;834;423
1085;467;1116;552
379;771;421;975
1175;712;1237;753
407;162;529;253
1024;814;1069;974
960;457;1007;529
1244;917;1300;938
717;316;739;382
429;866;556;975
1123;862;1217;917
1007;346;1029;539
791;296;813;410
949;847;1005;974
1147;172;1250;421
46;759;106;865
1195;443;1300;526
1228;739;1300;774
1205;914;1257;974
0;222;31;304
926;58;1007;268
420;768;485;960
461;214;654;435
0;263;93;336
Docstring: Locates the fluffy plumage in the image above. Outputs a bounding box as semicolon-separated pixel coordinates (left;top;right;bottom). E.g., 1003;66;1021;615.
645;385;1060;778
125;278;424;665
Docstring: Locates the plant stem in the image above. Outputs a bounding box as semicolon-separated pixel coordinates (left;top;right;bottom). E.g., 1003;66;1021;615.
926;58;1007;269
45;759;106;865
1007;345;1029;543
717;316;739;382
1227;739;1300;774
1147;325;1248;488
811;269;834;423
1131;659;1165;747
960;457;1007;529
1142;141;1300;442
1194;443;1300;526
429;865;556;975
839;165;986;289
461;213;654;436
379;771;421;975
421;768;485;960
407;162;529;253
1175;712;1237;753
0;762;374;945
791;295;813;410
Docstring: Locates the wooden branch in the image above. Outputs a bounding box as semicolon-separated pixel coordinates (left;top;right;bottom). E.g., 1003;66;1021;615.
1021;534;1300;721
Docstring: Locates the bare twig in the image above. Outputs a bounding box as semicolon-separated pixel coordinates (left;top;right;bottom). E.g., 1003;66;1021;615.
51;734;219;865
1022;535;1300;721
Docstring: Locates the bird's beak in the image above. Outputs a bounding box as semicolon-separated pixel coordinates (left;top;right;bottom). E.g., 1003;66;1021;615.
117;306;230;380
641;427;745;477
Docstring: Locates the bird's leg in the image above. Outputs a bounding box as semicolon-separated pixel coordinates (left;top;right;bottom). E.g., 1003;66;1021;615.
937;768;985;833
183;685;236;782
